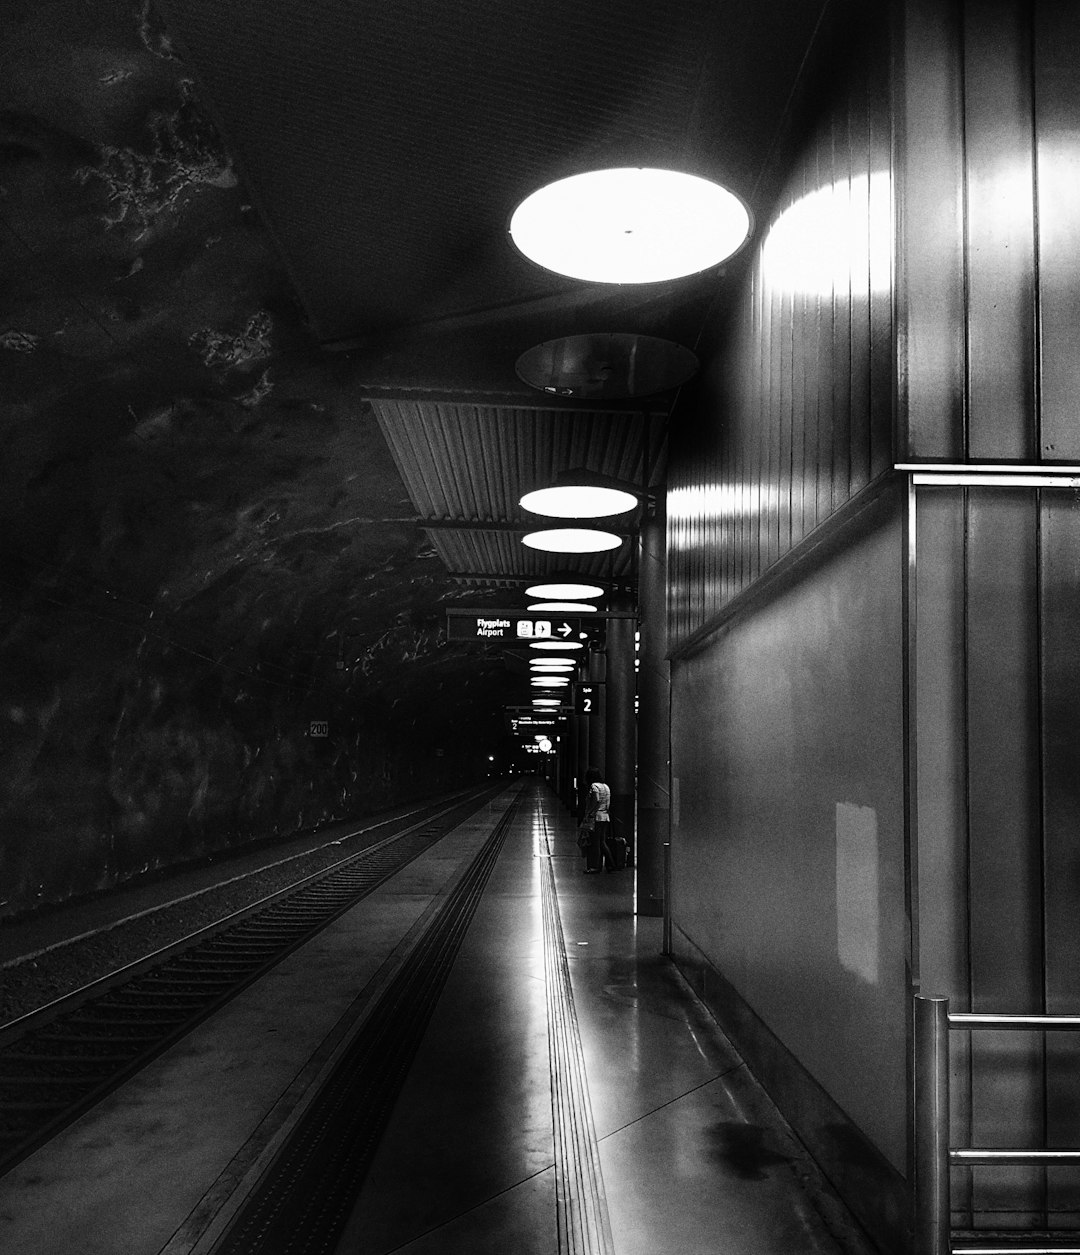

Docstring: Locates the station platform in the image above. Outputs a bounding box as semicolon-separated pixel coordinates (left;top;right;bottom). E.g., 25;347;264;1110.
0;783;877;1255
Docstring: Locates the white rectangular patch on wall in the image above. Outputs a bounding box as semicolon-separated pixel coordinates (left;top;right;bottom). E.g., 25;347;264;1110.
836;802;880;984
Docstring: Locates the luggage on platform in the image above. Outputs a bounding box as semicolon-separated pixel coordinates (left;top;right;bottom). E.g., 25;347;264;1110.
608;835;627;870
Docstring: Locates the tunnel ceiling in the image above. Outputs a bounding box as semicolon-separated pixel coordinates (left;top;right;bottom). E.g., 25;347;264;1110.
1;0;830;751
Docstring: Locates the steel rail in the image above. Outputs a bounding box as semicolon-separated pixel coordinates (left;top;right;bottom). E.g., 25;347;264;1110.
0;786;500;1177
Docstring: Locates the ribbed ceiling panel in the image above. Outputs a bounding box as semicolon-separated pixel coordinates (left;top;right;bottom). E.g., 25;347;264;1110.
427;532;628;581
371;400;648;523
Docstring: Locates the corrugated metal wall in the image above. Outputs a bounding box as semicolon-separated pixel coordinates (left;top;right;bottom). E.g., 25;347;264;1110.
667;14;893;650
899;0;1080;461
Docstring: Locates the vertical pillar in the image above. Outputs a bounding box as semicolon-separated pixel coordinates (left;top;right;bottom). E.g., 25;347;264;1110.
587;645;607;778
604;591;636;866
636;501;670;916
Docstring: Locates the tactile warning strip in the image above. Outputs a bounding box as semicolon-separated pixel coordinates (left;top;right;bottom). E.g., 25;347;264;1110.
539;808;615;1255
209;795;521;1255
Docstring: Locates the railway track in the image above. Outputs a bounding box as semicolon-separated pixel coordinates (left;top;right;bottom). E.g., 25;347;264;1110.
0;786;503;1177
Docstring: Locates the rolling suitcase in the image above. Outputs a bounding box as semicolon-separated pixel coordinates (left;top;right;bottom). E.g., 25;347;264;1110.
608;835;627;870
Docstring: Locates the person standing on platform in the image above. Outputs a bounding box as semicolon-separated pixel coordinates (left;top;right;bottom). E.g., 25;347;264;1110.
581;765;615;873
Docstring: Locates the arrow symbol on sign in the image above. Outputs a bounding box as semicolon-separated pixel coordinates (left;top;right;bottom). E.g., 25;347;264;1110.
557;622;573;637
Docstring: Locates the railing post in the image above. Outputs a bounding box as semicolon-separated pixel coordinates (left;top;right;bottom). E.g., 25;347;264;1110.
914;995;951;1255
661;842;672;956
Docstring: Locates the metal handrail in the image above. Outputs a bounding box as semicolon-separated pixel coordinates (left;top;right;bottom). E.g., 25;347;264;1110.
914;995;1080;1255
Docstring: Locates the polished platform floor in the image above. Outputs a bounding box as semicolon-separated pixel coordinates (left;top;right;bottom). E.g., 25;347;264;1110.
0;784;877;1255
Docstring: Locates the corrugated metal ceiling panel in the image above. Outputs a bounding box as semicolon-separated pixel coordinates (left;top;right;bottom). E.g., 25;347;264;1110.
372;400;650;522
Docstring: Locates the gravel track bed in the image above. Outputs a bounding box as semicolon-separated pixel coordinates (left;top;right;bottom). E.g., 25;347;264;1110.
0;829;404;1029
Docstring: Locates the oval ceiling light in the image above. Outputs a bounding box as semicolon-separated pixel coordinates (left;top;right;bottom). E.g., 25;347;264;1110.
509;167;751;284
533;698;561;706
520;485;637;519
526;581;604;601
527;601;597;613
530;639;583;650
529;656;576;667
522;528;621;553
532;677;569;687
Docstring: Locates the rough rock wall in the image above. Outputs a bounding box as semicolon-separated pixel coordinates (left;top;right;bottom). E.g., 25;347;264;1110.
0;1;511;919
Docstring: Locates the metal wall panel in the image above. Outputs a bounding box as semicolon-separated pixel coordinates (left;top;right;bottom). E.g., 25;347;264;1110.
896;0;966;458
965;490;1045;1222
1035;3;1080;459
915;484;1080;1229
963;1;1037;460
667;12;893;649
670;491;908;1175
899;0;1080;461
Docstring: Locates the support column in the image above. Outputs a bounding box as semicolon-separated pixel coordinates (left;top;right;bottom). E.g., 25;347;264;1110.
604;591;636;866
586;645;606;779
636;502;670;916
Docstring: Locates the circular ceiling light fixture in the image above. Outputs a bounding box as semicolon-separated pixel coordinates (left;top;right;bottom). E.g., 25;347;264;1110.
530;639;583;651
526;581;604;601
527;601;597;613
509;167;751;284
533;698;561;706
520;485;637;519
529;656;576;667
522;528;621;553
532;677;570;687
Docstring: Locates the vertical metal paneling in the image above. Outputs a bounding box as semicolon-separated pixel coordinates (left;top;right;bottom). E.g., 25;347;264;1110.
1038;490;1080;1223
1034;2;1080;460
897;0;966;458
965;489;1044;1221
963;0;1037;460
666;12;893;651
913;488;973;1222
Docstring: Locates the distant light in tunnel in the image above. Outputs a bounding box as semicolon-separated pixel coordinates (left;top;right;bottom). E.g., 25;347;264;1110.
520;485;637;518
522;528;621;553
527;601;597;612
509;168;751;283
530;640;583;650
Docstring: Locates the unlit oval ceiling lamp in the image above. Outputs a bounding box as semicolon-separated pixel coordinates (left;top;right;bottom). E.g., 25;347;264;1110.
516;332;698;399
526;581;604;601
509;167;751;284
528;601;597;613
521;485;636;519
522;528;621;553
531;639;583;651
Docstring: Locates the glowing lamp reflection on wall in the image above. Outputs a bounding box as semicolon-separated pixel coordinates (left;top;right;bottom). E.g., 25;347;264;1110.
522;528;621;553
509;168;751;284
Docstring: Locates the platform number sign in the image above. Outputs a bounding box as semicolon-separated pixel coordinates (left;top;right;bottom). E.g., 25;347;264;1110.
574;683;602;717
309;720;329;738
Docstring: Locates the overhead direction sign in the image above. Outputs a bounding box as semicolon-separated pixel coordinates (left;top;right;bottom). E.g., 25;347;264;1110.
447;613;582;642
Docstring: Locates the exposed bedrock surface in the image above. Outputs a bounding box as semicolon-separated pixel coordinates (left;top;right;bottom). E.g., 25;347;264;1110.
0;1;511;919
